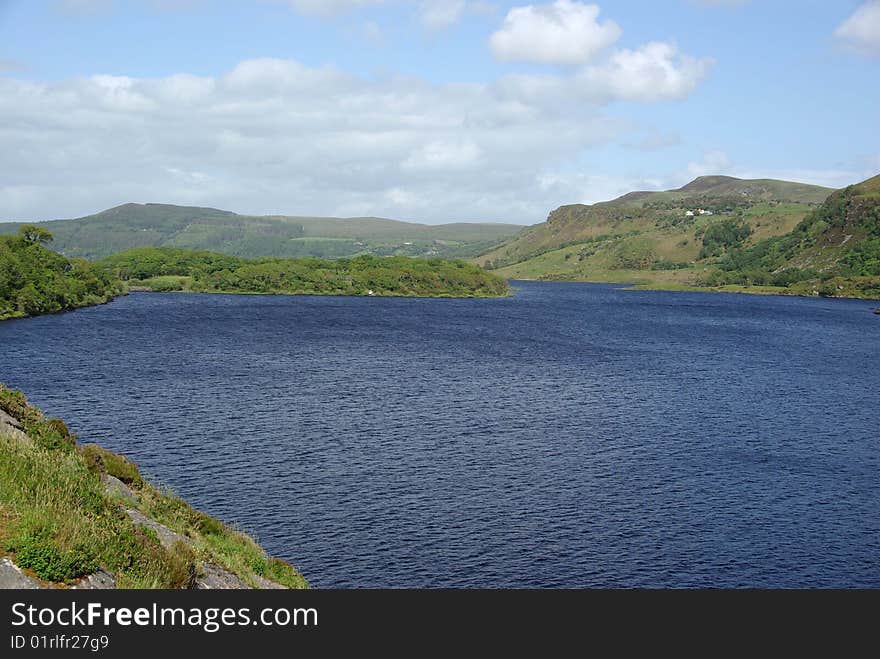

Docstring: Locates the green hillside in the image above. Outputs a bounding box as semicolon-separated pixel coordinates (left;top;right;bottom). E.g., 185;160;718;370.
476;176;832;273
478;174;880;300
709;174;880;297
0;203;521;261
98;247;510;298
0;226;123;320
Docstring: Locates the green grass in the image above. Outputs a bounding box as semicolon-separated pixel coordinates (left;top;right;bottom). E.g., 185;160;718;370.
101;248;511;298
0;384;308;589
0;228;124;321
0;202;522;261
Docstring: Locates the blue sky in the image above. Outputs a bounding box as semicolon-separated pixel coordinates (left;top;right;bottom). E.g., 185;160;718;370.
1;0;878;223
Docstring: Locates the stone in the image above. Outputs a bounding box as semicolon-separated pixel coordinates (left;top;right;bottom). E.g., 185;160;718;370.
0;409;22;429
103;474;137;503
195;562;249;590
0;557;44;589
73;568;116;589
252;574;287;589
126;508;193;550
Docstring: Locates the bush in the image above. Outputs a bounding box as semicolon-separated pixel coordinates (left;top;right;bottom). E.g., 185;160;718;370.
7;522;97;582
79;444;143;486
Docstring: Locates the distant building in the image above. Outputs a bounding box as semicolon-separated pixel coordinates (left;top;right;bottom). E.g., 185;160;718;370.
685;210;695;217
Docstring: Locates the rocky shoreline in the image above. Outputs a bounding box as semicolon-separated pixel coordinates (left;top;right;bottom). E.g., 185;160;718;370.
0;388;308;590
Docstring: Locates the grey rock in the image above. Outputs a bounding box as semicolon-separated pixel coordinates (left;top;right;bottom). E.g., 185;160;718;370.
195;562;249;590
126;508;193;549
73;568;116;589
0;409;22;429
0;420;32;446
103;474;137;503
0;557;44;589
252;574;287;590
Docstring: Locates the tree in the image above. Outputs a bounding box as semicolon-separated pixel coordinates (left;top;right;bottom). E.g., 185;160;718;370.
18;225;54;246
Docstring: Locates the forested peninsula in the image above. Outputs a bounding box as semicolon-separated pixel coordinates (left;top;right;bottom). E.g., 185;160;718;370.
0;229;510;321
98;246;510;298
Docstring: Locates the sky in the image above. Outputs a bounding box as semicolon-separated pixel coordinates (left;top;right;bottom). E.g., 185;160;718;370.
0;0;878;224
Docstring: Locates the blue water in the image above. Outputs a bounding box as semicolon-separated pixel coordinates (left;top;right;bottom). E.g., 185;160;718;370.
1;282;878;588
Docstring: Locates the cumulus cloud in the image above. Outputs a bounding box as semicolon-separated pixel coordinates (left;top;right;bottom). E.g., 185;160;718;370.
579;42;713;102
0;58;645;222
495;41;712;105
686;150;732;178
490;1;621;64
835;1;880;55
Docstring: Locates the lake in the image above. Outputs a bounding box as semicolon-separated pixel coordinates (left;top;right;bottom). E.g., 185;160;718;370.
1;282;878;587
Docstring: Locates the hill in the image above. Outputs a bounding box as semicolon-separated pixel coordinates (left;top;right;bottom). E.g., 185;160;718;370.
478;173;880;299
476;176;833;274
0;203;522;261
709;173;880;297
0;226;123;320
98;247;511;298
0;384;308;589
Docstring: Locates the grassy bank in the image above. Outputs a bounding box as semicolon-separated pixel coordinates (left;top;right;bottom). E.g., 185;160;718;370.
0;384;308;589
506;265;880;301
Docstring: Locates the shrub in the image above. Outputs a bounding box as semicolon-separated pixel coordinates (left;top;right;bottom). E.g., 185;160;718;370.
78;444;143;486
7;522;97;582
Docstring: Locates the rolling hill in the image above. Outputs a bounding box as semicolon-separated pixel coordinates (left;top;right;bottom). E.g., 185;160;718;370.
0;203;522;261
476;176;834;275
709;173;880;297
478;173;880;299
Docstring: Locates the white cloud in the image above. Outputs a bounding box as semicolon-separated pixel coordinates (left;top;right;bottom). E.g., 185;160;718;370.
489;1;621;64
494;41;712;105
0;58;640;223
402;140;483;171
686;150;732;178
835;1;880;55
579;42;713;102
419;0;466;30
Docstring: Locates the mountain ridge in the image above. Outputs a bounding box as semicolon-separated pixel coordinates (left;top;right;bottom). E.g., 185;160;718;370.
478;173;880;299
0;203;522;261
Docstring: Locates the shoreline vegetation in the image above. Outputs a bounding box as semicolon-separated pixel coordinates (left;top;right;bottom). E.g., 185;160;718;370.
0;384;308;589
0;226;124;321
98;247;510;299
509;273;880;302
0;233;510;321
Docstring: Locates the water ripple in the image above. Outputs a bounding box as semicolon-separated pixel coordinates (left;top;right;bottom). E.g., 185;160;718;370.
1;283;879;587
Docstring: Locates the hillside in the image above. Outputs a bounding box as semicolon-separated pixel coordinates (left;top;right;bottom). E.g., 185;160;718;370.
476;176;833;274
479;173;880;300
98;247;511;298
709;174;880;297
0;203;522;261
0;226;123;320
0;384;308;589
